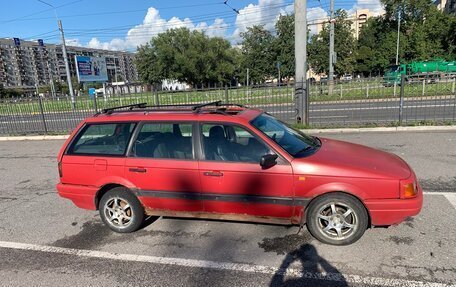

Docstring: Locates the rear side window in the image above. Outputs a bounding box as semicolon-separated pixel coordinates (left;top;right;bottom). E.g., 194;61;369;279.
132;123;193;159
68;123;135;156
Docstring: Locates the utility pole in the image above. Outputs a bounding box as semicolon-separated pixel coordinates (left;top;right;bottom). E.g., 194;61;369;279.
328;0;335;95
295;0;308;125
395;10;401;65
277;62;281;86
37;0;75;108
394;10;401;97
58;20;75;108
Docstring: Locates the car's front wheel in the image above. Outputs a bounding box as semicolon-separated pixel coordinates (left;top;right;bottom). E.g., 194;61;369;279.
306;193;368;245
99;187;145;233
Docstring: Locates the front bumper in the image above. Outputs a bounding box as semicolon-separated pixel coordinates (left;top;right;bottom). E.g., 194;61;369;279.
364;185;423;226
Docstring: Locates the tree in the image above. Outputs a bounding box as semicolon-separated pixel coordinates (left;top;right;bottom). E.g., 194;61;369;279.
239;25;275;84
135;28;238;88
274;14;295;80
135;43;165;89
308;10;357;76
356;0;456;75
0;84;22;98
356;18;402;75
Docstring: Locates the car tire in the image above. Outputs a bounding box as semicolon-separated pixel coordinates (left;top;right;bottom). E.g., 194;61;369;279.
306;193;368;245
99;187;145;233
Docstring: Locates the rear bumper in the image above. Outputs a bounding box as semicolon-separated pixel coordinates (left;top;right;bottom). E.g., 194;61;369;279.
364;187;423;226
56;183;98;210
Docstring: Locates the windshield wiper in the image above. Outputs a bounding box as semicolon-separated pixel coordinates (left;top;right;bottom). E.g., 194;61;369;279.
295;146;314;155
313;136;321;147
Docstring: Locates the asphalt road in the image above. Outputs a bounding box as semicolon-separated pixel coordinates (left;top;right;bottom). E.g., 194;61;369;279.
267;97;456;123
1;97;455;135
0;131;455;286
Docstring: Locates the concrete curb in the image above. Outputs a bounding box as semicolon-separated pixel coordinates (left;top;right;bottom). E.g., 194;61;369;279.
1;125;455;141
0;135;69;141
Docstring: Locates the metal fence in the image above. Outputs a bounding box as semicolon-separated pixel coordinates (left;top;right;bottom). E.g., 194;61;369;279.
0;75;455;135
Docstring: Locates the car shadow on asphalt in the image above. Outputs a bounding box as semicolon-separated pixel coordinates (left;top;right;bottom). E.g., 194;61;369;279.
269;243;348;287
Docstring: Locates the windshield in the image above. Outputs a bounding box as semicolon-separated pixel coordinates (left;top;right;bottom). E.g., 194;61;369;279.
388;65;400;72
251;114;320;158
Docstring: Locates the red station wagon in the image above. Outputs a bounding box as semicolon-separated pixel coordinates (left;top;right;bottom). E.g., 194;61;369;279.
57;101;423;245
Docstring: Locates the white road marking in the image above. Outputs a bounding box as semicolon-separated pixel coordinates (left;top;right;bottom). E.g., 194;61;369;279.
424;192;456;210
309;115;349;119
0;240;452;287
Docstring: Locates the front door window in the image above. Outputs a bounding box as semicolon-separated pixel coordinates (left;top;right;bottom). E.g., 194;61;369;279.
201;124;270;163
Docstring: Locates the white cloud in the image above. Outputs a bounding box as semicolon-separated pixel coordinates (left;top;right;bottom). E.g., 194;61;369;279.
79;0;384;51
348;0;385;16
307;7;329;35
85;7;228;51
196;18;229;38
231;0;328;42
232;0;289;42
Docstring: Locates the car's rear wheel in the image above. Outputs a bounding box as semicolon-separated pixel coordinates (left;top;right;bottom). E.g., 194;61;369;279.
99;187;145;233
306;193;368;245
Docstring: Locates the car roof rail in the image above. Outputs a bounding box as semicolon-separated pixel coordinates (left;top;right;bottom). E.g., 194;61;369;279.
192;100;223;111
96;101;249;116
101;103;148;114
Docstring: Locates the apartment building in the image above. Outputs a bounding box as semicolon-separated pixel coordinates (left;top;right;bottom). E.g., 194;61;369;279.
435;0;456;13
350;9;373;39
309;8;380;39
0;38;138;89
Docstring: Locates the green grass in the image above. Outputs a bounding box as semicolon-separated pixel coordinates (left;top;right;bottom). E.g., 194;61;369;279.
0;79;454;115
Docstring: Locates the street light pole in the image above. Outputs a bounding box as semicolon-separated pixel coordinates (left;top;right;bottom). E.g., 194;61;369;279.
328;0;335;95
277;62;281;86
295;0;308;125
393;10;401;97
37;0;75;108
58;20;75;108
396;10;401;65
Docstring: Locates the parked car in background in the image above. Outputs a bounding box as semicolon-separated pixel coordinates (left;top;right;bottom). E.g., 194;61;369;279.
57;101;423;245
342;74;353;82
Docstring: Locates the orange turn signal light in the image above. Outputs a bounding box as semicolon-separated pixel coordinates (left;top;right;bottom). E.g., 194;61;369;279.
403;183;417;198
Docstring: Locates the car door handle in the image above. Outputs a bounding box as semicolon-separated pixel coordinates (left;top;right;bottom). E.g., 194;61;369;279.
129;167;147;173
203;171;223;177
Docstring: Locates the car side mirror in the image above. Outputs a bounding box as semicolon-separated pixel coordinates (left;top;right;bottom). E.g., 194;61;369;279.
260;154;278;169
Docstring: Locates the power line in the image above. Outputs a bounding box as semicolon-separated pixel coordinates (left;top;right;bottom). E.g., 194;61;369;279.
223;0;240;14
23;0;295;39
34;1;297;38
37;12;334;42
7;2;228;22
0;0;84;24
38;13;334;43
19;0;371;47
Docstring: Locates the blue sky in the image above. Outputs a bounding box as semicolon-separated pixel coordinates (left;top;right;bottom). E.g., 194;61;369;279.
0;0;383;51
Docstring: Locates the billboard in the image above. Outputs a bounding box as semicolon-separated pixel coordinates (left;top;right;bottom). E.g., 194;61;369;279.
75;56;108;82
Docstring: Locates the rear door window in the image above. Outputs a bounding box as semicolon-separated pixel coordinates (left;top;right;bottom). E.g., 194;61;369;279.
68;123;135;156
132;123;193;159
